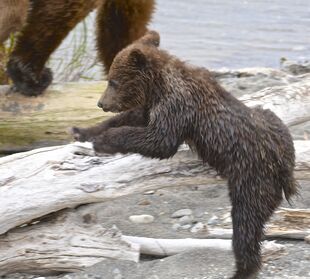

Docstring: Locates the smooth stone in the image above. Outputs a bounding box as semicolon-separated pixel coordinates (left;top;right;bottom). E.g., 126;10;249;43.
207;215;219;225
171;209;193;218
129;214;154;224
172;223;181;231
180;224;192;230
179;215;194;225
190;222;206;233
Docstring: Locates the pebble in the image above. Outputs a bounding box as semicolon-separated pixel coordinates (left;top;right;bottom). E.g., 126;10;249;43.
180;224;192;230
207;215;219;225
179;215;194;225
138;199;151;206
129;214;154;224
190;222;206;233
113;268;123;279
144;190;155;195
222;212;232;224
171;208;193;218
172;223;181;231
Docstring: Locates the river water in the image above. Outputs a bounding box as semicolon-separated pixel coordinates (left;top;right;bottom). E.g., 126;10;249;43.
51;0;310;81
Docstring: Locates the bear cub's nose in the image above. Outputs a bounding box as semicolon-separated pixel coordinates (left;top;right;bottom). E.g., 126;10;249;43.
97;101;103;108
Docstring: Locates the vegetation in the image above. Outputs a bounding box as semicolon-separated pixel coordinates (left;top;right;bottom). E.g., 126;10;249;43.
0;34;15;85
49;14;101;82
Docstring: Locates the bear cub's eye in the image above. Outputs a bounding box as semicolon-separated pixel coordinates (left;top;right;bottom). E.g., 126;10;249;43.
108;80;119;88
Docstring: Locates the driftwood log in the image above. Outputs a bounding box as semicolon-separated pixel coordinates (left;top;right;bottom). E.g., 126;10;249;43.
0;73;309;274
0;82;111;154
0;140;309;236
0;211;140;275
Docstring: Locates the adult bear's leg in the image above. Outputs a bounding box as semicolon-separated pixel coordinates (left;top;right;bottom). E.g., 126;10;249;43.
0;0;29;43
7;0;98;96
96;0;155;73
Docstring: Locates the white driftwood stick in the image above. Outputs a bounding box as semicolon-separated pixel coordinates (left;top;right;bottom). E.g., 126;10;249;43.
0;140;309;236
206;227;310;240
122;236;285;261
0;211;139;276
123;236;232;255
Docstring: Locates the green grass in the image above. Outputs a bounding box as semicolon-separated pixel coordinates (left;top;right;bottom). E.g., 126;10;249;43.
0;34;15;85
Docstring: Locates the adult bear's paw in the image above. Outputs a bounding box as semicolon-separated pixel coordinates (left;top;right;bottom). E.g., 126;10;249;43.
7;57;53;96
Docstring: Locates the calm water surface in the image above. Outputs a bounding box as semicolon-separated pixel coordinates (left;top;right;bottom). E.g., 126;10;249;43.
51;0;310;81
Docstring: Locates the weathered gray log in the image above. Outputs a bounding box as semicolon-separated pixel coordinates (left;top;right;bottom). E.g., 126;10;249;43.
0;208;283;276
0;143;217;235
0;210;139;275
0;140;309;237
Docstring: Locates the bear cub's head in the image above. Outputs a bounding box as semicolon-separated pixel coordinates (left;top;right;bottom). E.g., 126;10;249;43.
97;30;162;113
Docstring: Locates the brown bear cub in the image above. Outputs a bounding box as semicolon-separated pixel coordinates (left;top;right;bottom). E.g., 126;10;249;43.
72;31;297;279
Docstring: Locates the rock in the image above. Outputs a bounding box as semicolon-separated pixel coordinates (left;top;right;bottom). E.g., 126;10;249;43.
305;235;310;244
112;268;123;279
171;209;193;218
190;222;206;234
179;215;194;225
222;212;232;225
180;224;192;230
138;200;151;206
172;223;181;231
207;215;219;225
129;215;154;224
143;190;155;195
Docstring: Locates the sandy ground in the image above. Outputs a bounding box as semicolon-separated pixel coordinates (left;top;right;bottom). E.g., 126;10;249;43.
4;181;310;279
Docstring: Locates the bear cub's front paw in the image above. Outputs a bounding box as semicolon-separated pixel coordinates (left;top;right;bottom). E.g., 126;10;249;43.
70;126;92;142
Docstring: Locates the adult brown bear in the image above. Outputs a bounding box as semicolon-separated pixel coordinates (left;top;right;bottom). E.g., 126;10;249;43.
72;31;297;279
4;0;155;96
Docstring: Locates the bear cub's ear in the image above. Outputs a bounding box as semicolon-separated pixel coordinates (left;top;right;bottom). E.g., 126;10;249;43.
139;30;160;47
129;49;148;68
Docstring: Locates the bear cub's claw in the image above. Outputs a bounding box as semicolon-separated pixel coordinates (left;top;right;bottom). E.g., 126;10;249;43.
69;126;88;142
